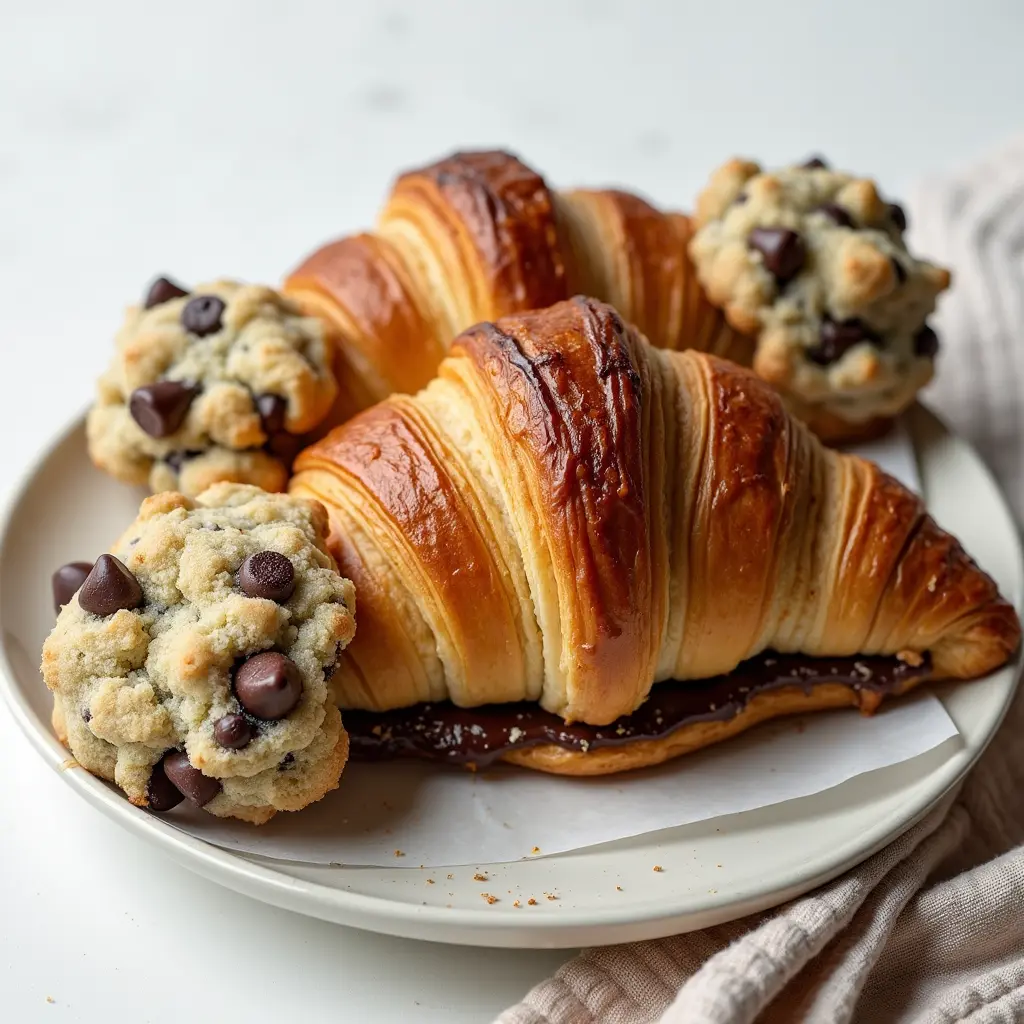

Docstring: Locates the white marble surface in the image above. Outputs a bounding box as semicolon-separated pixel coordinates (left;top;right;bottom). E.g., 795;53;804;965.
1;1;1022;1020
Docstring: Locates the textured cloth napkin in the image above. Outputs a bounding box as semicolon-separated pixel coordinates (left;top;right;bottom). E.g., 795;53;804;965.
497;137;1024;1024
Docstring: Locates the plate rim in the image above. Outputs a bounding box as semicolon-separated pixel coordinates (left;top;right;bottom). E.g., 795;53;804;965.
1;404;1020;948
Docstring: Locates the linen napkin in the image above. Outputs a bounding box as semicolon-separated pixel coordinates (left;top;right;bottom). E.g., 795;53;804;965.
497;137;1024;1024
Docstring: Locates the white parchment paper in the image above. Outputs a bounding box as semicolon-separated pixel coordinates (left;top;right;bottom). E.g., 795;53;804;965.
164;421;961;866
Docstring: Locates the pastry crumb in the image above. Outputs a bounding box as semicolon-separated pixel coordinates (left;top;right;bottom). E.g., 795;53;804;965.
528;898;537;906
447;873;454;879
653;865;664;872
426;879;435;885
531;846;541;854
615;885;623;891
473;872;488;882
513;900;521;907
394;849;405;857
481;893;498;904
46;997;55;1005
544;892;558;901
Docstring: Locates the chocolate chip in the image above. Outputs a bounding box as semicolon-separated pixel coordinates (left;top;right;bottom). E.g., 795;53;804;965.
278;753;295;771
147;756;185;812
809;318;875;365
748;227;806;284
81;708;92;723
234;652;303;720
891;258;907;285
888;203;907;232
213;713;253;750
165;449;203;473
818;203;854;228
144;276;189;309
256;393;288;436
129;380;198;438
77;555;143;617
238;551;295;603
802;156;828;170
914;325;940;358
52;561;93;614
733;193;748;206
162;751;221;807
181;295;225;337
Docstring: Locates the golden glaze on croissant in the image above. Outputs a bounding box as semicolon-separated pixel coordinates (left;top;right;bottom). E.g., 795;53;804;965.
291;297;1019;728
284;151;753;430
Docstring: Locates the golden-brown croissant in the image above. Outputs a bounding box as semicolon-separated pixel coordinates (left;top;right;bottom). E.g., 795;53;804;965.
285;150;947;444
290;297;1019;774
284;151;751;426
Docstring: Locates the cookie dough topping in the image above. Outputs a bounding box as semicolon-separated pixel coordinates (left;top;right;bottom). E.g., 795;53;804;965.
41;484;356;823
87;278;338;496
689;157;952;423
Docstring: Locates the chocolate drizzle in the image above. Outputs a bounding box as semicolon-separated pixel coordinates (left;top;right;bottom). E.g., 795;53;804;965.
346;651;931;768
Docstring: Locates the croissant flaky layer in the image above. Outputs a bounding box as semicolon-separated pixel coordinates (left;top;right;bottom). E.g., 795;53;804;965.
284;150;754;428
291;298;1019;727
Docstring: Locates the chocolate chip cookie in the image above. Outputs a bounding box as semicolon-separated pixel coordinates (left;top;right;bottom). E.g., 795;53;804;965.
41;484;356;824
689;157;951;428
87;278;338;496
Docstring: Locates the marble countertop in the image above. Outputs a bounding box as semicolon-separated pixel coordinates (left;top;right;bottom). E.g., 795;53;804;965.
2;1;1022;1020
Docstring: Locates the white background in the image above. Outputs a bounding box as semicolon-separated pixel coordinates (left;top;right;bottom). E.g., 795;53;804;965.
1;1;1022;1020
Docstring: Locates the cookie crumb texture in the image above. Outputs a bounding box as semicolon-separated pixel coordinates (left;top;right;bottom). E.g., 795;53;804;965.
87;279;338;497
41;485;356;823
689;158;951;423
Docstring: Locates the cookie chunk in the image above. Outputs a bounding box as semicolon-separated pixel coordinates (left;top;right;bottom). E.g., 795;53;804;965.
689;157;951;425
87;278;338;496
41;485;356;824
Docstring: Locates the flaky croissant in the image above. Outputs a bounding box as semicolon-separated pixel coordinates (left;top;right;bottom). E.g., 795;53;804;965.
285;150;947;444
284;150;751;429
291;298;1019;755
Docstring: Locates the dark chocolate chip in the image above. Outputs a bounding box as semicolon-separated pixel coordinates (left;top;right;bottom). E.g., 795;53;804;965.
162;750;221;807
52;561;94;614
891;258;907;285
213;713;253;750
255;393;288;436
144;276;189;309
237;551;295;603
77;555;143;617
888;203;908;232
278;753;295;771
733;193;748;206
165;449;204;473
81;708;92;723
914;325;940;358
802;156;828;170
129;380;198;438
147;756;185;812
748;227;806;284
181;295;226;337
234;652;303;720
818;203;854;228
809;318;875;366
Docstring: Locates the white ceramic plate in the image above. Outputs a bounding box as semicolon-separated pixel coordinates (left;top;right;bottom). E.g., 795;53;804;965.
1;406;1020;949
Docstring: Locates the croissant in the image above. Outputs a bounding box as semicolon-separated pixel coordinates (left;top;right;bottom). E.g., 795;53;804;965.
284;150;751;427
285;150;947;444
290;297;1019;774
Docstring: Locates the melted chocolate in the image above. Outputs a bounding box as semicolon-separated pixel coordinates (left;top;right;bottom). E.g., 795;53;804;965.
346;652;930;768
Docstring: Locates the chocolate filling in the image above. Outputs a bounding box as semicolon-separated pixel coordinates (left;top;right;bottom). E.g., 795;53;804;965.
346;651;930;768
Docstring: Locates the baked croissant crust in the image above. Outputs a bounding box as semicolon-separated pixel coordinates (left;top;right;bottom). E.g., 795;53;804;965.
285;150;945;443
291;297;1019;732
284;151;752;429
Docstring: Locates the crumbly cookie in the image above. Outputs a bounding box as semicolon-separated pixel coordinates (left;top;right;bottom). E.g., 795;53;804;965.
87;278;338;496
689;157;951;424
41;484;356;824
